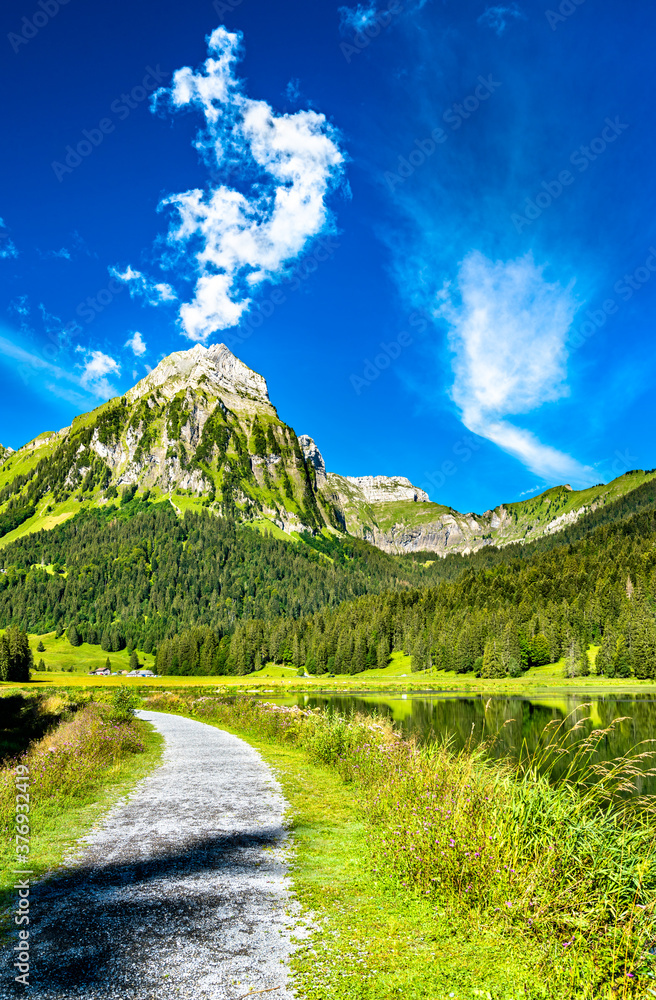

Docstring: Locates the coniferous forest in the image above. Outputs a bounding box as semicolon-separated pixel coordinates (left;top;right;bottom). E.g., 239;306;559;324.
0;478;655;679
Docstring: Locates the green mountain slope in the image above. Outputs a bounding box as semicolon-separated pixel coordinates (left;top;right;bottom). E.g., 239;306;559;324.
0;343;654;558
0;499;446;646
0;345;341;548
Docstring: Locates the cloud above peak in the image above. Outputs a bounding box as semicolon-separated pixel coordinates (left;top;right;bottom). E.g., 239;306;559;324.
109;266;176;306
437;251;594;484
77;349;121;398
125;331;147;357
144;26;346;343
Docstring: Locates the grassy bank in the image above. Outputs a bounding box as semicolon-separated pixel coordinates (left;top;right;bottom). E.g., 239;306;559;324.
4;640;656;696
142;692;656;999
0;693;164;925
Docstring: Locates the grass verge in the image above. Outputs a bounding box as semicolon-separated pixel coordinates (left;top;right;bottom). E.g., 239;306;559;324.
0;692;164;931
143;692;656;999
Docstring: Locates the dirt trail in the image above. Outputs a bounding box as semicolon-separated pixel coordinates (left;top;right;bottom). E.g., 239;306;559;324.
1;710;304;999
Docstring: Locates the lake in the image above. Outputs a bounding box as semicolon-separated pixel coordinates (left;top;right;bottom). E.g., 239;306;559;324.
256;690;656;793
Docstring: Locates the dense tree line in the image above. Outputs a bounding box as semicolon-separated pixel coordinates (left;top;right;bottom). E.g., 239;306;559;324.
1;478;656;679
156;505;656;678
0;505;35;539
0;499;444;653
0;627;32;682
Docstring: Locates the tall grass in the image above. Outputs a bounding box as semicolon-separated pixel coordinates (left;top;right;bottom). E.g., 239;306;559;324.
0;699;146;835
144;691;656;994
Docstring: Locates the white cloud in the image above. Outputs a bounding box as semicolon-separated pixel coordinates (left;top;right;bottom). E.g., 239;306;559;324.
338;2;378;34
437;251;595;484
0;219;17;260
285;78;301;104
478;3;526;35
151;26;345;343
125;331;147;357
38;247;72;260
9;296;29;319
109;265;176;306
78;350;121;399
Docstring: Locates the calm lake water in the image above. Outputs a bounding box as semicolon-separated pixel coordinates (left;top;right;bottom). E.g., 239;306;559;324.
257;690;656;792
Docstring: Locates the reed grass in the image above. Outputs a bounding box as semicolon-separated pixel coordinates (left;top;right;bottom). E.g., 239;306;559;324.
144;691;656;996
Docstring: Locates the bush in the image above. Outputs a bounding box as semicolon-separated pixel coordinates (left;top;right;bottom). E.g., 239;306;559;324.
109;686;139;723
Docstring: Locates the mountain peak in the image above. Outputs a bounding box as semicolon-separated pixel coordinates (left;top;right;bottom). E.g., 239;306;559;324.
342;475;429;504
126;343;271;409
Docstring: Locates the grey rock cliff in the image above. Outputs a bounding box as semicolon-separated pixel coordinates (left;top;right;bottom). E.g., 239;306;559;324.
297;435;327;487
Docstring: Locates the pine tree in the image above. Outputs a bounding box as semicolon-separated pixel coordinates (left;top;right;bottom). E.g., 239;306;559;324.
614;636;632;678
596;631;616;676
129;650;139;671
105;657;111;671
632;625;656;680
530;633;551;666
376;635;390;669
0;627;32;682
564;640;584;678
66;623;81;647
37;640;45;652
482;639;505;678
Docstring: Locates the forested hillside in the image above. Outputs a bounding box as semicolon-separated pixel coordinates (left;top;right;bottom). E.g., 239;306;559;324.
0;497;444;651
1;482;656;680
157;504;656;678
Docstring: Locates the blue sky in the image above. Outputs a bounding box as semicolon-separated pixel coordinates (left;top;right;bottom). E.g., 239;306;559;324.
1;0;654;512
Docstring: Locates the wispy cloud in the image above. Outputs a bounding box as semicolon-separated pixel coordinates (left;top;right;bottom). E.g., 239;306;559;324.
519;484;543;496
77;349;121;398
109;265;176;306
124;331;147;357
477;3;526;35
285;78;301;104
437;251;595;484
144;26;345;343
339;2;378;34
37;247;72;260
0;327;121;407
0;219;18;260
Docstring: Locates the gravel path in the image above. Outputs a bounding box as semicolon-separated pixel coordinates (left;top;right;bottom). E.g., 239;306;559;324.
1;710;306;999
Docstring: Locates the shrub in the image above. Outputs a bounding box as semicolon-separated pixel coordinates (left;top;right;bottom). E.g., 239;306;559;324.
109;686;139;723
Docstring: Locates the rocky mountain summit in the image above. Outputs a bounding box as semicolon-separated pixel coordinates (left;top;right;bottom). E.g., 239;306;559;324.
127;343;273;413
1;344;654;555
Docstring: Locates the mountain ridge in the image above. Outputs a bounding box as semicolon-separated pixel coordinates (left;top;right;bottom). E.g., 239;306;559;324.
0;343;654;555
